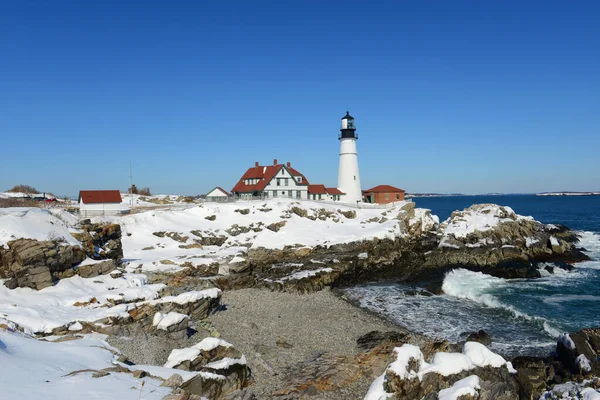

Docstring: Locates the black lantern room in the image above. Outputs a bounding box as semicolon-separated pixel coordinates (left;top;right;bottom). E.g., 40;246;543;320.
339;111;357;140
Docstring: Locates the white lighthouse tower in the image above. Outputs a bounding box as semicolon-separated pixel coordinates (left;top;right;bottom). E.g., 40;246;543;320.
337;111;362;204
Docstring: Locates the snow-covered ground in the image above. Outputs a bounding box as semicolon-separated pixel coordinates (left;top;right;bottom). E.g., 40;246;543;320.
97;198;418;272
0;328;173;399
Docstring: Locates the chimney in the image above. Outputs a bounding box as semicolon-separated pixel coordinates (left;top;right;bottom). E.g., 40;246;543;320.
273;159;278;165
286;162;291;168
255;161;259;167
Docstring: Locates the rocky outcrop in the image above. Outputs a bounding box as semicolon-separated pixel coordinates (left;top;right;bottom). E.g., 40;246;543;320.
71;220;123;264
370;341;520;400
556;330;600;376
425;204;588;274
167;337;252;399
92;289;222;338
0;239;86;289
0;221;124;290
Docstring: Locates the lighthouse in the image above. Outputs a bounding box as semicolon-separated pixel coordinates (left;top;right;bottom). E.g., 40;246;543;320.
337;111;362;204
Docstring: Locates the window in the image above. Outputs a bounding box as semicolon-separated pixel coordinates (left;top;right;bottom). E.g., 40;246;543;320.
385;193;389;200
282;191;285;196
273;190;278;197
281;169;284;175
297;177;301;182
354;176;356;181
296;191;301;199
318;194;322;200
277;178;281;186
285;178;289;186
396;194;400;200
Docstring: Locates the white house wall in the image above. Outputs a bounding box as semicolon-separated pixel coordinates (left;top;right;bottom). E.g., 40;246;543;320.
206;188;229;198
79;201;128;216
263;167;308;199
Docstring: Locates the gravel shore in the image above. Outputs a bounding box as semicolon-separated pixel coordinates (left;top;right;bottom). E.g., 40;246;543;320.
207;287;411;399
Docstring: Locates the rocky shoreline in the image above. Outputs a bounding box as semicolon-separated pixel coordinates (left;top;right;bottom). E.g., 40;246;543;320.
0;202;598;399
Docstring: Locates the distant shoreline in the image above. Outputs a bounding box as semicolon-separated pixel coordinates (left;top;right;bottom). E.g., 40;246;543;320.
536;192;600;197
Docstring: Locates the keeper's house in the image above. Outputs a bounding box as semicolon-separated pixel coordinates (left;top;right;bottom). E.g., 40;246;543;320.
78;190;127;216
231;159;345;201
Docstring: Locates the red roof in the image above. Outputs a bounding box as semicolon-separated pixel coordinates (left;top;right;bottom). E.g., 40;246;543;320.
363;185;405;193
232;163;309;193
308;184;327;194
78;190;122;204
326;187;344;195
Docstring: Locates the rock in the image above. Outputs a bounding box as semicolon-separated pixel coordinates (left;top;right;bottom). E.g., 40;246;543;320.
92;371;110;378
132;370;147;378
76;259;116;278
160;373;184;388
512;356;547;399
266;221;286;232
356;330;409;351
556;329;600;376
234;209;250;215
168;338;251;398
205;215;217;221
223;389;256;400
465;330;492;346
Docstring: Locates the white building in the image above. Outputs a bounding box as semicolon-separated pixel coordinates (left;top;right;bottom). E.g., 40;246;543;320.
337;111;362;204
205;187;231;202
78;190;127;217
231;160;345;201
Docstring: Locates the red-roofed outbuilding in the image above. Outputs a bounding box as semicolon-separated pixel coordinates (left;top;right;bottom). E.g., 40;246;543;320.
362;185;405;204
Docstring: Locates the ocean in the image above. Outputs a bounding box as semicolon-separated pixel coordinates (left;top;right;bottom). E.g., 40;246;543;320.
343;195;600;357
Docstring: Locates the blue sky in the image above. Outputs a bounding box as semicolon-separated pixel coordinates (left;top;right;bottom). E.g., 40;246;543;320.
1;1;598;197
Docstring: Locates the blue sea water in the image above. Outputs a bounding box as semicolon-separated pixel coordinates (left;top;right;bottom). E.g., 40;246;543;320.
343;195;600;357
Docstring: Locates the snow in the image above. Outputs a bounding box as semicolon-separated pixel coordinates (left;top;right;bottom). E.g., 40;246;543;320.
363;372;393;400
195;337;233;351
268;267;333;283
439;204;521;240
0;207;81;247
152;312;188;330
94;199;422;273
387;342;512;381
541;380;600;400
526;237;539;247
438;375;480;400
204;355;247;369
559;333;576;350
576;354;592;372
155;288;221;305
0;330;171;399
0;273;164;334
387;344;426;379
68;322;83;331
164;337;234;369
550;236;560;247
358;252;368;259
229;255;246;264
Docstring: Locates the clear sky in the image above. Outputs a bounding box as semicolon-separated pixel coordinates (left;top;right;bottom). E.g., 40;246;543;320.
1;1;599;197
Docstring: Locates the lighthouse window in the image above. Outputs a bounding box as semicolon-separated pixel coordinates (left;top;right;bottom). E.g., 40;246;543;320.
277;179;281;186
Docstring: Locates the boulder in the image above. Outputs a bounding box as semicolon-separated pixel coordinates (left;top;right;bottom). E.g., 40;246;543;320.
167;338;251;399
75;259;116;278
465;330;492;346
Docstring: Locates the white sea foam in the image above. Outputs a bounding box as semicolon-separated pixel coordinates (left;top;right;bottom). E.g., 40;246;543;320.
543;294;600;305
441;269;561;338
